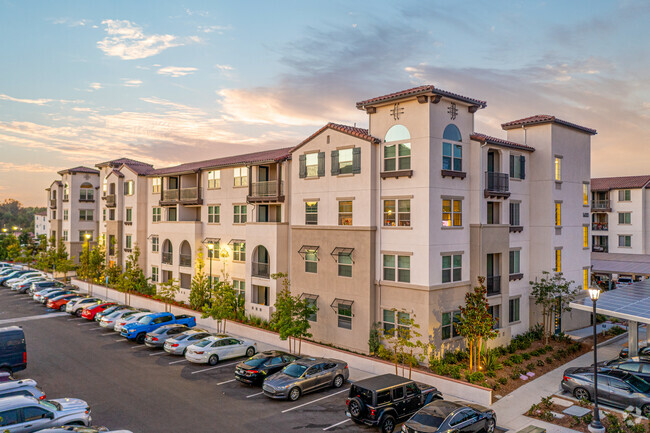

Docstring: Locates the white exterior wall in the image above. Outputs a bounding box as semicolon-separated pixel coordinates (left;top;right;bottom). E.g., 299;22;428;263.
34;214;49;237
608;188;646;254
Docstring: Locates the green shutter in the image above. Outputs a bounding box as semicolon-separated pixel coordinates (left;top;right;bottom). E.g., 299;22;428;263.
352;147;361;174
318;152;325;177
520;156;525;180
331;150;340;175
299;154;307;178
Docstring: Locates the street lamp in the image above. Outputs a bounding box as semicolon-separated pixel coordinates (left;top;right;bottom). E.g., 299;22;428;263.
588;288;604;433
207;243;214;291
12;226;17;231
84;233;92;293
220;246;230;276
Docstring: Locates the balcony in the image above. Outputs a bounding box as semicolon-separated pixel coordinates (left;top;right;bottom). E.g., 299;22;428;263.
160;187;203;206
591;200;611;212
252;261;270;278
592;245;609;253
49;199;57;209
486;275;501;296
162;252;173;265
179;254;192;268
247;181;285;203
484;172;510;198
592;222;608;231
104;194;116;207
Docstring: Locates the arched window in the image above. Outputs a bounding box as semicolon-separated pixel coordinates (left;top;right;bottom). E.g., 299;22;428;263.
252;245;270;278
179;241;192;268
442;124;463;172
383;125;411;172
63;183;69;201
79;183;94;201
162;240;173;265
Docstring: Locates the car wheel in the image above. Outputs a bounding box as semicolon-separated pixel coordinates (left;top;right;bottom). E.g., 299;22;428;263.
288;387;301;401
182;348;187;356
333;374;344;388
75;309;82;317
246;346;255;357
380;415;396;433
573;387;591;401
208;355;219;366
348;397;366;418
135;333;146;344
642;405;650;418
0;367;11;374
485;417;496;433
59;305;66;311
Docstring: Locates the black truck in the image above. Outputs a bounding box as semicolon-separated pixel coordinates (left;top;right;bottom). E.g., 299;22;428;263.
0;326;26;374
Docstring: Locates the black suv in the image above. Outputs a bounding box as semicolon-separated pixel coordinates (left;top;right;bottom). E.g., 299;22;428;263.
346;374;442;433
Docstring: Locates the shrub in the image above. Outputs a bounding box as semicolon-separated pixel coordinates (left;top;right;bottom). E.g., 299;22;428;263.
503;359;513;367
557;349;567;358
553;352;562;361
377;345;393;361
530;349;541;357
449;365;462;380
526;362;536;371
546;356;554;364
455;350;469;363
507;343;517;354
544;345;554;352
538;347;547;355
442;351;458;365
537;359;545;367
493;346;507;357
608;326;626;336
509;354;524;364
489;382;499;391
497;377;508;385
522;353;531;361
465;371;485;384
510;371;521;380
486;370;497;378
482;349;503;372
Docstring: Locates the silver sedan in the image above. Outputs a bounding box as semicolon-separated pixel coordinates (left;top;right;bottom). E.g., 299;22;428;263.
262;357;349;401
163;329;213;356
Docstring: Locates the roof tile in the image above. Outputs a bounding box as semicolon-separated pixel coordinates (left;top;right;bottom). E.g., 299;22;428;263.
57;166;100;176
470;133;535;152
291;122;379;153
356;85;487;109
501;115;597;135
591;175;650;191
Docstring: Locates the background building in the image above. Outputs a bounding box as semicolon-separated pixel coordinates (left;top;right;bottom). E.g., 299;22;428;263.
34;212;49;237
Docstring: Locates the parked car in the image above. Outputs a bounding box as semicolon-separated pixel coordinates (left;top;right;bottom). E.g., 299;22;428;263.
185;335;257;365
617;277;634;287
66;298;103;316
28;280;66;295
163;329;212;356
33;288;65;302
46;294;80;311
235;350;300;386
121;312;196;344
144;324;191;348
262;357;349;401
401;400;496;433
94;305;130;322
40;290;77;304
619;346;650;359
11;277;47;291
0;326;26;374
561;367;650;415
35;428;133;433
114;312;151;333
0;270;36;286
599;357;650;380
0;395;91;432
99;309;138;330
0;378;45;400
81;303;117;321
345;374;442;432
5;272;43;287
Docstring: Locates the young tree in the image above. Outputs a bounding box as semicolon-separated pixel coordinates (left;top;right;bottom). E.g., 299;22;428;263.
202;280;237;333
530;271;576;344
116;246;153;304
53;239;75;282
156;278;180;312
269;273;317;354
189;250;211;311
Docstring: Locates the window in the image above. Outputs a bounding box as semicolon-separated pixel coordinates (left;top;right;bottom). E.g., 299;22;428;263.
383;254;410;283
337;254;352;277
152;177;161;193
124;180;134;195
554;157;562;181
152;207;161;222
382;309;410;336
442;199;462;227
109;209;115;221
233;279;245;297
442;142;462;172
583;268;589;289
63;209;68;221
233;242;246;261
555;202;562;226
619;190;631;201
442;254;462;283
583;226;589;248
125;208;132;222
337;302;352;329
555;249;562;272
168;207;177;222
305;153;319;177
619;235;632;247
509;202;520;226
441;310;461;340
384;142;412;172
509;298;520;323
510;155;525;179
338;200;352;225
619;213;631;225
338;148;354;174
488;305;500;329
583;184;589;206
383;199;410;227
509;250;520;274
233;205;247;224
252;285;269;306
0;409;19;426
305;202;318;225
487;202;500;224
151;267;159;283
102;209;106;222
208;205;220;223
207;170;221;189
152;236;159;253
79;231;93;242
304;296;317;322
125;235;132;249
79;209;94;221
299;152;325;178
234;167;248;186
62;230;68;241
305;250;318;273
79;184;93;201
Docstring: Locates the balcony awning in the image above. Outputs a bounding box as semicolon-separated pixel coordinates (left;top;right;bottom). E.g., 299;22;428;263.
228;239;245;245
202;237;221;245
298;245;319;258
300;293;319;301
330;298;354;314
330;247;354;258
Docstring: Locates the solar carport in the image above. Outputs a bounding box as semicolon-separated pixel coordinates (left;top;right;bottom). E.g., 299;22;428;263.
570;280;650;356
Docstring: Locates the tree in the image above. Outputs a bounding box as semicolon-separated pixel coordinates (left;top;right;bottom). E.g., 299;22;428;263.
116;246;154;304
53;239;75;282
157;278;180;312
530;271;576;344
203;280;237;333
457;277;499;372
189;250;211;311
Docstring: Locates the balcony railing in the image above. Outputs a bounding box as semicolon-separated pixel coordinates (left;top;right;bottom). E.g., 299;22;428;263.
105;194;116;207
486;275;501;296
162;252;173;265
161;187;202;205
179;254;192;267
49;199;57;209
252;261;270;278
248;181;285;203
180;187;200;201
591;200;611;211
592;222;608;231
592;245;609;253
162;189;179;201
484;172;509;197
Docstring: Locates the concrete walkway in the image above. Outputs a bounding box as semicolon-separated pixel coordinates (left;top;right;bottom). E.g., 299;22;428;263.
492;335;626;432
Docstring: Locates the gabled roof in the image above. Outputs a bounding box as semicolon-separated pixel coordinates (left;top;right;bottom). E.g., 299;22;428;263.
470;133;535;152
107;169;124;179
356;85;487;110
151;147;293;176
591;175;650;192
501;115;597;135
95;157;154;170
120;163;155;176
57;166;99;176
291;122;380;154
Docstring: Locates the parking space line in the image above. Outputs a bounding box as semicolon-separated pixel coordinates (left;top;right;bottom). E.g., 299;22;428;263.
169;359;188;365
67;318;80;321
216;379;236;385
78;322;95;326
281;388;349;414
149;351;167;356
323;419;350;431
246;392;263;398
88;327;104;331
131;345;149;349
114;338;125;342
190;361;239;374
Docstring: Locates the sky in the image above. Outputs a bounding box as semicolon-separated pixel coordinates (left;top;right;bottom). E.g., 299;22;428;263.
1;0;649;206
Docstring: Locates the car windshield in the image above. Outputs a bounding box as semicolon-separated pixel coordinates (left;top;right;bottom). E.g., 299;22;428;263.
40;400;60;411
626;375;650;393
194;339;214;348
283;364;308;378
244;356;269;368
138;316;153;325
173;333;190;341
122;311;138;318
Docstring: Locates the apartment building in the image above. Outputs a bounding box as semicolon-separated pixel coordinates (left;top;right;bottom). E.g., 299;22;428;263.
34;212;49;237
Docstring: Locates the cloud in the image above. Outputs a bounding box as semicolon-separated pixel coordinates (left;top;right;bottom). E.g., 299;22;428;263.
51;18;91;27
0;162;57;173
0;94;53;105
89;82;102;91
97;20;181;60
122;79;142;87
215;64;233;71
157;66;197;77
198;25;230;34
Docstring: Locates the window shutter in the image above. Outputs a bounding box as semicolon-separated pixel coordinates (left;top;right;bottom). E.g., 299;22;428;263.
317;152;325;177
299;154;307;178
331;150;340;175
520;156;525;179
509;155;515;178
352;147;361;174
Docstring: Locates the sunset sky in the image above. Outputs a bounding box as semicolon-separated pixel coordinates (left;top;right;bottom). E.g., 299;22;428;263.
1;0;649;206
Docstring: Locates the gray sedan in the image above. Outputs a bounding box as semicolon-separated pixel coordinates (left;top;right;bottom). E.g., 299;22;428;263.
163;329;212;355
144;324;191;348
262;357;349;401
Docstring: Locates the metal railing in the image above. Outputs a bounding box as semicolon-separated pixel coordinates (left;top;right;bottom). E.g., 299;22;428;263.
49;199;57;208
105;194;116;207
180;187;201;201
162;189;179;201
485;172;509;194
249;181;283;198
592;244;608;253
591;199;610;210
592;222;608;231
162;252;173;265
486;275;501;296
179;254;192;267
252;261;270;278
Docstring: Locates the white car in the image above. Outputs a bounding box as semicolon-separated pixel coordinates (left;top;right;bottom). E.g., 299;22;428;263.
65;297;102;315
185;335;257;365
6;272;43;287
100;309;138;330
114;312;150;333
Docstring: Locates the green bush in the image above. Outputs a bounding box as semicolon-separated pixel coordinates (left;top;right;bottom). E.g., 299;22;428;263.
546;356;554;364
530;349;541;357
497;377;508;385
557;348;567;357
522;353;531;361
537;359;545;367
465;371;485;384
442;351;458;365
509;354;524;364
544;345;554;352
503;359;513;367
510;371;522;380
553;352;562;361
449;365;462;380
538;347;547;355
526;362;536;371
486;370;497;378
377;345;393;361
608;326;626;336
493;346;507;357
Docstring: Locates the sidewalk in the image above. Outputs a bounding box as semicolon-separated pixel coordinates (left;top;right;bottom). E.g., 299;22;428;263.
491;334;626;432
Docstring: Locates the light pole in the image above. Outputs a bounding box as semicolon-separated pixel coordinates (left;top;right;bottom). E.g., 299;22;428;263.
207;243;214;291
84;233;92;295
588;288;605;433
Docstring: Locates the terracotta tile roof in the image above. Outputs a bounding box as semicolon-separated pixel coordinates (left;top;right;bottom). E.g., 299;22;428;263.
57;166;99;176
108;169;124;178
291;122;380;153
151;147;293;176
591;175;650;191
470;133;535;152
96;157;154;171
356;85;487;109
501;115;597;135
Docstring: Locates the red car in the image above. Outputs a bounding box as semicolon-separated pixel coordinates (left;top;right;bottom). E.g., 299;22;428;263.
81;302;116;320
46;294;79;311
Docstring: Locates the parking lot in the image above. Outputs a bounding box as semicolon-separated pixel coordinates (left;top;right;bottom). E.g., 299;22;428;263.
0;287;372;432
